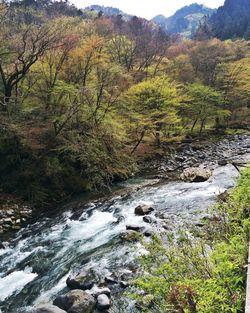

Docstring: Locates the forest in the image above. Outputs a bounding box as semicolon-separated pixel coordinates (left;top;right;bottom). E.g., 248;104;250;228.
0;1;250;313
0;0;249;205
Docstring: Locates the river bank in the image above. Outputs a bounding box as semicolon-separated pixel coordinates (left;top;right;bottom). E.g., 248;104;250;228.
0;134;250;313
1;133;249;237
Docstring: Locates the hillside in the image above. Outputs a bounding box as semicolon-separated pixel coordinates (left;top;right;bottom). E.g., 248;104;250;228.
153;3;215;37
210;0;250;39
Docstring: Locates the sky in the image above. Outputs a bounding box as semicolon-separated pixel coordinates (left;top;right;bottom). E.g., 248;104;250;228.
70;0;225;19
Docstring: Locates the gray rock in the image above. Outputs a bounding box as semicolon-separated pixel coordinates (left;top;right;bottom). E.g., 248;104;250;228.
104;275;118;284
97;294;111;311
88;286;111;297
30;304;67;313
66;272;96;290
180;167;212;182
53;290;95;313
134;204;154;216
3;218;13;225
6;209;14;216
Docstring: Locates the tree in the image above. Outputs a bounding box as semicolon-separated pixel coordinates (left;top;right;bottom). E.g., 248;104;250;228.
182;83;229;134
189;39;227;86
107;35;136;72
0;21;61;110
124;76;180;149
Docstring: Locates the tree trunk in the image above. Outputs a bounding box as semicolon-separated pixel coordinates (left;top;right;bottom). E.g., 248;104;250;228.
1;85;12;111
191;118;198;132
131;130;145;154
199;119;206;135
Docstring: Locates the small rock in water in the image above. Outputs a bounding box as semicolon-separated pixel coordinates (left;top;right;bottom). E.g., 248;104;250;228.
66;271;96;290
105;275;118;284
97;294;111;311
53;290;95;313
143;216;153;224
134;204;154;216
88;286;111;297
126;224;142;231
30;304;67;313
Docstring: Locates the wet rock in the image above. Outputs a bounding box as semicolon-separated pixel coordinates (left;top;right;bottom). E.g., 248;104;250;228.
53;290;95;313
30;304;67;313
105;275;118;284
0;241;5;249
180;167;212;183
143;216;153;224
3;218;13;225
218;159;228;166
88;286;111;297
97;294;111;311
126;224;142;231
66;272;96;291
120;281;129;288
112;216;125;225
120;230;140;242
134;204;154;216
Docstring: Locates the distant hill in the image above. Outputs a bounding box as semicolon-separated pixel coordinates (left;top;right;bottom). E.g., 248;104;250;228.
210;0;250;39
152;3;216;38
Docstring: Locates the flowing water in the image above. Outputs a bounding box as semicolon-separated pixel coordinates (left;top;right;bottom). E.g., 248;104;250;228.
0;153;249;312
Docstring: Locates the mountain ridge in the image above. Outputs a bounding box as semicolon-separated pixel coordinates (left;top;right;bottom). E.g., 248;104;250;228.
152;3;216;38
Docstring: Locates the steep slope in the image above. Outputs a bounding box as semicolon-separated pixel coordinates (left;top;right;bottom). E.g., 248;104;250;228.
210;0;250;39
152;3;215;37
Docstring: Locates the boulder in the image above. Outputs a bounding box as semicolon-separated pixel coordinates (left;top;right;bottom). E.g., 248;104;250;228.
134;204;154;216
30;304;67;313
66;271;96;290
53;290;95;313
180;167;212;182
97;294;111;311
120;230;140;242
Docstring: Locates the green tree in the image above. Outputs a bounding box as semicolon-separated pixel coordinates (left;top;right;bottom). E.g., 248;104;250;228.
124;76;180;149
182;83;229;134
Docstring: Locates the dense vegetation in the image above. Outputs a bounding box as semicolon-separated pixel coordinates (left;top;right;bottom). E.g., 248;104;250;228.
0;0;249;205
132;166;250;312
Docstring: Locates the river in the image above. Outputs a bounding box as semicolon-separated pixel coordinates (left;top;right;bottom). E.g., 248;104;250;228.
0;135;250;313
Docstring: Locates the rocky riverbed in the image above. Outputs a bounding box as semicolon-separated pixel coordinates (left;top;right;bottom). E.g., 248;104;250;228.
142;134;250;179
0;194;32;236
0;134;250;313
